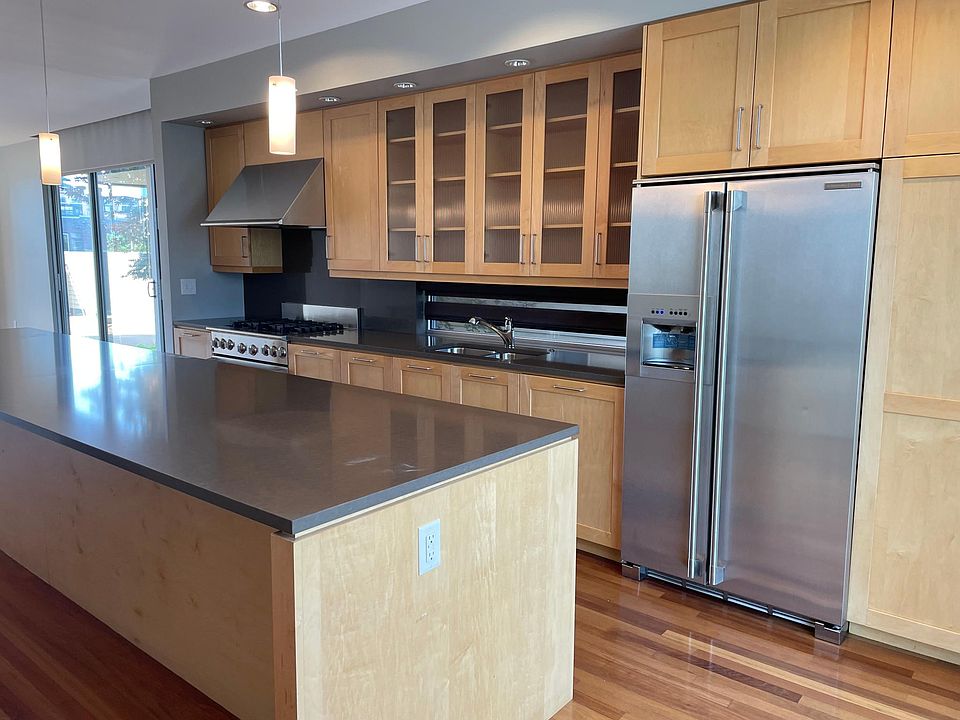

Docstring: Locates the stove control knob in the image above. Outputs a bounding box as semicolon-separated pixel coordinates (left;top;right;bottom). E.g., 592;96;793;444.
226;340;235;350
270;346;279;357
212;338;220;349
262;344;271;356
237;342;247;353
278;347;287;358
249;345;259;356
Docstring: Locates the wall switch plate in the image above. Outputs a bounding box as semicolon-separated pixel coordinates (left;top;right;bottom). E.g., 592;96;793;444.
418;519;441;575
180;278;197;296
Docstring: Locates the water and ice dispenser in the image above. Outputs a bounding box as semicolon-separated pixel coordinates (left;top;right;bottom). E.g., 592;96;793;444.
628;295;699;377
641;322;696;371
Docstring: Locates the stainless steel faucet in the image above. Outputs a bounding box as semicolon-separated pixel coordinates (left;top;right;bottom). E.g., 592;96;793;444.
468;316;515;349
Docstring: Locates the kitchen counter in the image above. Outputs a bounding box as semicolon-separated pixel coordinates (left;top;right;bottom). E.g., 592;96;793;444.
174;319;626;386
0;328;576;534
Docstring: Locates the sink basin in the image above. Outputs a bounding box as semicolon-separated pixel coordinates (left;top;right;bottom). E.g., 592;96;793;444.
430;345;551;362
431;346;496;357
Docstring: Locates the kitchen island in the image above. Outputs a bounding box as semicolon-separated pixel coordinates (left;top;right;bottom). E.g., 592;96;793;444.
0;329;578;720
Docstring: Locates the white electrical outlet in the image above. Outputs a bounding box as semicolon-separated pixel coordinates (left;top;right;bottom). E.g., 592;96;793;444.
418;519;441;575
180;278;197;296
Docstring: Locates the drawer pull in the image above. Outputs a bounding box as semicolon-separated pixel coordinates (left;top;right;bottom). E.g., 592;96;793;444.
553;384;585;393
467;373;497;381
181;332;200;337
406;364;433;371
351;357;377;364
297;350;321;357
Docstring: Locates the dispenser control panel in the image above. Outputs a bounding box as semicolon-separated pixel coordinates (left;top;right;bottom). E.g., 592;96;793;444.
649;306;693;318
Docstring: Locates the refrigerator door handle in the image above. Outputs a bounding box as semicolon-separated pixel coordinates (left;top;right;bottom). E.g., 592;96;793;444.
688;190;721;578
709;189;744;587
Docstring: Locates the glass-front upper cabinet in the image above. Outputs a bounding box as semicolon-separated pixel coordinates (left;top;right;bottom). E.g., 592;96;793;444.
379;96;423;271
595;53;643;279
530;63;601;278
475;76;534;276
423;86;475;274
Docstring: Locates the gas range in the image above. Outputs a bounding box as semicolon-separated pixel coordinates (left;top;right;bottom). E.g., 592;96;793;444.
209;305;358;370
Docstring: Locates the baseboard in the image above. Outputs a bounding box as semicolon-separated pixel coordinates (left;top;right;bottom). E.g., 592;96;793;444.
576;538;621;563
849;623;960;666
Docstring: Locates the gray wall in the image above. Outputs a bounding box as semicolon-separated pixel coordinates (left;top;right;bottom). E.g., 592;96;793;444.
154;121;243;347
0;141;54;331
59;110;154;174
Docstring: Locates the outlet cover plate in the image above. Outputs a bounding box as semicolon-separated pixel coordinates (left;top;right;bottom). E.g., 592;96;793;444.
418;519;441;575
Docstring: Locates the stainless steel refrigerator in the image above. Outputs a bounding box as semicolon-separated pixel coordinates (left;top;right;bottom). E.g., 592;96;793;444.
621;164;878;641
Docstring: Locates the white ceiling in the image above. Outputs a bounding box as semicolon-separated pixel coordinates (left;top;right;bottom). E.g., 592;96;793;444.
0;0;426;147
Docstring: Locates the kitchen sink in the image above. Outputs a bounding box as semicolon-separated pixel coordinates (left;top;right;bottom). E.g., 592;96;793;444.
430;345;550;362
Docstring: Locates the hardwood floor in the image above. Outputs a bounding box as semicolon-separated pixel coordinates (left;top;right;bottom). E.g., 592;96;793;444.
0;549;957;719
556;553;960;720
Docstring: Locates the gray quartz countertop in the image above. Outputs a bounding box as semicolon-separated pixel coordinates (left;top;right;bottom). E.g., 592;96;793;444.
0;329;577;535
173;320;625;387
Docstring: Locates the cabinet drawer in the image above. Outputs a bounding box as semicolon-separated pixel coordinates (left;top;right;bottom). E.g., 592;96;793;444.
447;365;520;413
340;351;396;392
394;359;446;401
289;345;341;382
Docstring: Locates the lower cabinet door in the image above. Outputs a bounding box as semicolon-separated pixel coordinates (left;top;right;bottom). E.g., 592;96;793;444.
173;328;212;359
394;360;446;400
447;365;520;413
289;345;341;382
209;228;252;269
520;374;624;550
340;352;396;392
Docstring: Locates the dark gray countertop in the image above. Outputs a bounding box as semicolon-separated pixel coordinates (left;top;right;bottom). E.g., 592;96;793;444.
0;329;576;535
173;319;625;386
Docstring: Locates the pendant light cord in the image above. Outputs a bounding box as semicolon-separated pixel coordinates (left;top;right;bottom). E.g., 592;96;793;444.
277;5;284;76
39;0;50;132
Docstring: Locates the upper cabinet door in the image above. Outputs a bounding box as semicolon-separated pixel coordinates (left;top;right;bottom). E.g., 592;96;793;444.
423;86;476;275
530;63;601;278
323;102;380;271
475;75;535;276
884;0;960;158
379;96;423;272
641;5;759;176
205;125;250;269
242;111;324;165
751;0;892;167
595;52;643;279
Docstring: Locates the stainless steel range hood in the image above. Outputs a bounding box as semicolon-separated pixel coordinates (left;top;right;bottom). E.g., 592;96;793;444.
202;158;326;229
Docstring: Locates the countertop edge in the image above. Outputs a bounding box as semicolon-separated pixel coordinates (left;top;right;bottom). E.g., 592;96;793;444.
0;411;578;536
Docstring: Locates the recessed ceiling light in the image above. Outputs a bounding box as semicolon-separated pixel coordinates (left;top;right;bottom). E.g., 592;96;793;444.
504;58;531;68
319;96;341;103
244;0;278;12
197;119;213;125
393;81;417;90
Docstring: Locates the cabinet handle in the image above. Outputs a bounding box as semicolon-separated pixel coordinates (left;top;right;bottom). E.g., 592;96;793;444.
467;373;498;381
519;234;526;264
415;235;422;262
297;350;321;356
594;232;602;265
754;104;764;150
325;234;333;259
351;357;376;364
423;235;430;263
406;363;433;371
553;384;585;393
530;233;537;265
735;106;744;152
181;332;200;337
241;235;249;258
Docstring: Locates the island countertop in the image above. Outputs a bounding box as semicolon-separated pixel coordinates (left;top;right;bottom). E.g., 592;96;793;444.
0;328;577;534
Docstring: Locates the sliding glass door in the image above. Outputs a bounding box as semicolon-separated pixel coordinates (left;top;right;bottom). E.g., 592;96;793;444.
52;165;162;350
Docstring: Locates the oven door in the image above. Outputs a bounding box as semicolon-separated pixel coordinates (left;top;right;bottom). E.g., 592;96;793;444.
212;355;289;373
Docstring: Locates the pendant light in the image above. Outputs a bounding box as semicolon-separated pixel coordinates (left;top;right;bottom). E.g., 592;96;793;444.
37;0;61;185
246;1;296;155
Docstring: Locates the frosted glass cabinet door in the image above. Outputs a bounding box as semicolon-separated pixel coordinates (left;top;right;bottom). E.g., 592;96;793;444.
379;95;423;272
474;75;534;277
530;62;600;278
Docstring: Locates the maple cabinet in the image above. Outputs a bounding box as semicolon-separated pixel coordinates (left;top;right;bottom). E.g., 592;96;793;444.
379;96;423;272
883;0;960;157
641;0;892;175
393;358;446;401
520;375;624;550
204;125;282;273
242;110;324;165
323;102;380;271
850;154;960;657
172;327;212;359
340;351;395;391
446;365;520;413
288;344;341;382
